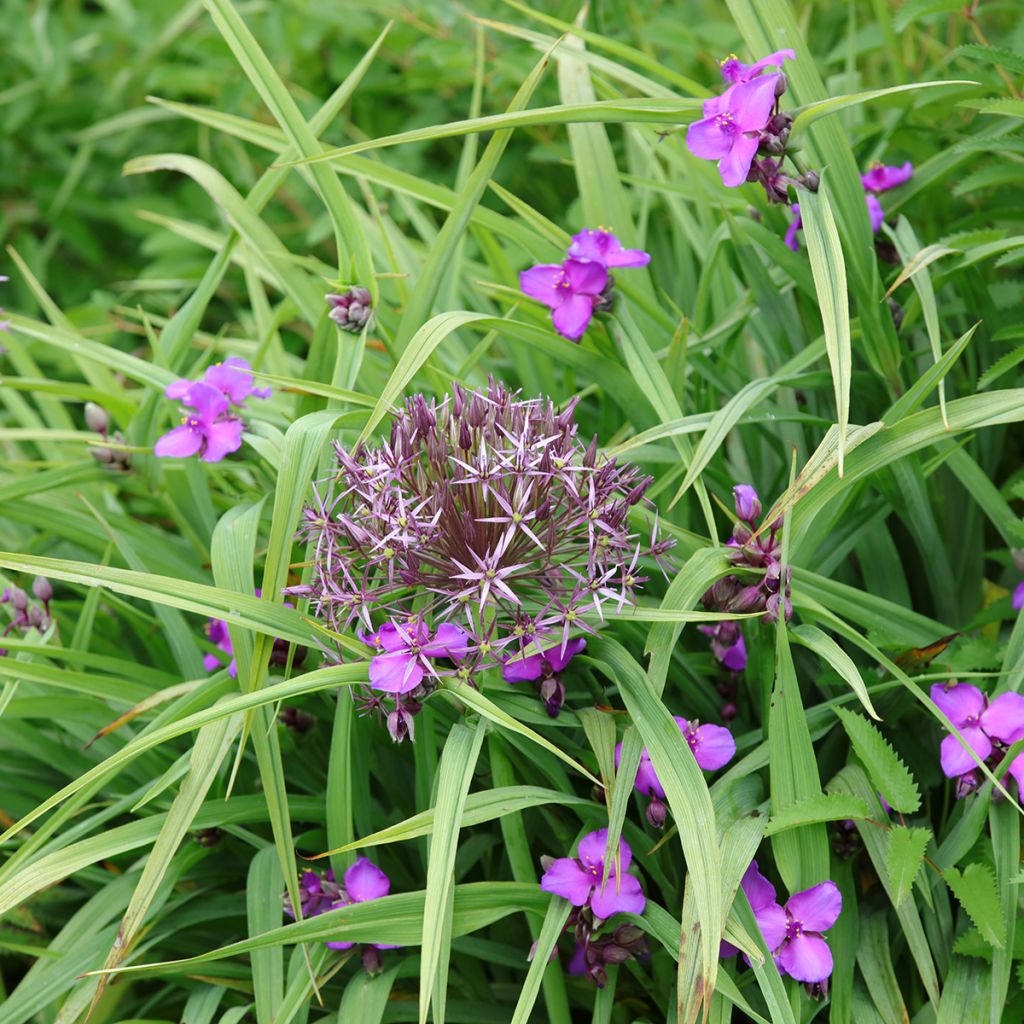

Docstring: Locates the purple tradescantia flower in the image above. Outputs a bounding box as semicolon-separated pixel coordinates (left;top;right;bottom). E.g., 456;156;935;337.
775;881;842;983
931;682;1024;793
324;858;394;952
700;621;748;672
719;49;795;85
296;380;672;726
154;381;244;463
519;259;609;340
687;74;782;187
204;618;237;678
540;829;645;920
567;229;651;269
865;194;886;233
861;161;913;194
720;860;788;959
615;716;735;827
1012;581;1024;611
359;620;469;695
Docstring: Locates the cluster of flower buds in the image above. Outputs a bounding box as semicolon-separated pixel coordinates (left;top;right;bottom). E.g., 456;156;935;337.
85;402;131;471
520;228;650;340
566;924;649;989
282;860;396;974
1;577;53;655
701;483;791;628
278;705;315;733
292;379;673;729
154;357;269;463
326;287;373;334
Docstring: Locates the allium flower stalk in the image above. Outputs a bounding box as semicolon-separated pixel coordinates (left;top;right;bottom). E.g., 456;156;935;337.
155;357;269;463
520;228;650;341
930;682;1024;797
283;859;398;974
294;380;673;728
614;715;735;827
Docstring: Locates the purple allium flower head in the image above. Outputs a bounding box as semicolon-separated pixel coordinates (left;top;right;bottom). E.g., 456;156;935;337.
204;618;237;678
326;287;373;333
519;259;610;340
861;161;913;194
720;860;788;959
687;73;783;187
775;881;842;983
296;380;672;720
719;49;795;85
154;381;244;463
931;682;1024;792
567;229;651;269
540;829;645;920
615;716;735;826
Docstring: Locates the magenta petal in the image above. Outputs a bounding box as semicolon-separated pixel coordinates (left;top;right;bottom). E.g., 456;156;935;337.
563;259;608;295
519;264;566;309
783;214;802;252
545;637;587;673
1008;752;1024;793
540;857;593;906
634;756;664;799
755;903;788;952
744;49;796;78
578;828;631;873
369;651;424;694
371;623;406;653
423;622;470;659
777;933;833;983
205;358;254;404
691;723;736;771
930;682;986;727
325;939;356;951
567;229;613;263
719;939;739;958
591;872;645;919
344;857;390;902
203;652;222;672
154;424;203;458
165;378;192;400
1013;581;1024;610
940;727;992;778
201;418;244;463
606;247;651;268
501;650;543;683
981;692;1024;744
861;161;913;193
740;861;778;912
686;116;733;161
730;74;780;132
567;942;587;975
865;194;886;233
719;132;760;188
721;634;747;672
182;380;230;422
786;881;842;931
551;294;595;340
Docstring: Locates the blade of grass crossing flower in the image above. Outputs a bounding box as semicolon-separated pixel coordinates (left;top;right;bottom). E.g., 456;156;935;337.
510;898;572;1024
326;694;355;878
988;801;1018;1023
797;180;851;476
247;846;284;1024
390;43;555;361
336;963;400;1024
588;638;721;1011
201;0;374;291
88;708;243;1014
419;719;487;1024
768;626;830;893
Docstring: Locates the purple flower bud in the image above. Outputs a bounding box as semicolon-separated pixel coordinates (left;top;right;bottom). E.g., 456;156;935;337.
387;707;414;743
84;402;109;436
773;72;788;98
9;587;27;612
733;484;761;522
326;287;373;334
539;676;566;718
32;576;52;603
645;797;667;829
800;170;820;192
361;946;383;975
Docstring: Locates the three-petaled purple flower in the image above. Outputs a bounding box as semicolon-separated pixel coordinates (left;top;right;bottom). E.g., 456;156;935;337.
930;682;1024;795
614;716;735;827
204;618;236;678
540;829;645;920
501;637;586;717
359;620;469;695
283;859;397;973
155;357;268;463
722;862;841;984
687;50;793;187
520;228;650;340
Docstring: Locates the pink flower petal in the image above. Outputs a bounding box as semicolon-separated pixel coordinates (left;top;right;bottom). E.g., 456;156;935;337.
740;861;778;912
686;116;733;161
785;880;841;931
865;193;885;233
634;756;664;799
691;722;736;771
718;132;761;188
730;74;780;132
755;902;788;953
551;293;596;340
563;259;608;295
501;650;543;683
777;933;833;983
590;871;645;919
519;264;567;309
540;857;593;906
344;857;390;902
578;828;631;873
982;692;1024;745
154;424;203;458
1013;581;1024;610
182;380;230;422
423;622;470;659
369;651;424;694
200;417;244;463
939;726;992;778
165;378;192;400
545;637;586;673
930;682;986;727
205;357;255;404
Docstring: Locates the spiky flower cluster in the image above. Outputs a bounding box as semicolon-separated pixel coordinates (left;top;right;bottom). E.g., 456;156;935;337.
293;380;673;721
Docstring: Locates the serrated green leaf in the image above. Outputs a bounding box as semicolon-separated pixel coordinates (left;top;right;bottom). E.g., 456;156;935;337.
765;793;869;835
944;864;1005;948
886;826;932;907
833;707;921;813
954;44;1024;76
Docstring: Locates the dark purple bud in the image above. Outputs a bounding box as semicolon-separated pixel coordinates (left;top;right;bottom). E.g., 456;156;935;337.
387;707;414;743
32;576;53;603
361;945;383;975
955;770;981;799
193;827;224;847
721;702;737;721
540;854;557;872
27;606;43;628
645;797;667;829
805;980;828;1000
84;402;109;436
774;73;788;98
9;587;27;612
733;484;761;523
601;944;631;965
800;170;820;193
588;964;608;989
539;676;565;718
278;705;315;733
